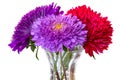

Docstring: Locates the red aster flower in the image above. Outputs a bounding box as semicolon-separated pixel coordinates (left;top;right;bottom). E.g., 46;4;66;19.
67;5;113;57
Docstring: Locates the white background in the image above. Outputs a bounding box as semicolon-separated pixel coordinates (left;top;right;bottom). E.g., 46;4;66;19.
0;0;120;80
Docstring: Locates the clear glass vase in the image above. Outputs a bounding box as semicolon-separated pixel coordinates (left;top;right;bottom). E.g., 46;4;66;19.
46;46;83;80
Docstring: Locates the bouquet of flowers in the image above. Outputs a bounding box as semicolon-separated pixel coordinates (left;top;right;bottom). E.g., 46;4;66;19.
9;3;113;80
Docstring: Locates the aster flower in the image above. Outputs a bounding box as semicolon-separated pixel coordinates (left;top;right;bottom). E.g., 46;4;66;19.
67;5;113;57
31;14;87;53
8;3;64;53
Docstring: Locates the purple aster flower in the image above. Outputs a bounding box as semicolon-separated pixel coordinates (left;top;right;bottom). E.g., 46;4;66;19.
8;3;64;53
31;14;87;53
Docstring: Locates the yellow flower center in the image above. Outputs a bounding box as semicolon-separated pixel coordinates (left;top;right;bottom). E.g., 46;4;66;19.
54;23;62;30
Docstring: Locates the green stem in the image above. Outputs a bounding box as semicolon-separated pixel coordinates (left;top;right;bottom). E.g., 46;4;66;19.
70;46;83;80
51;53;60;80
36;46;39;60
60;52;67;80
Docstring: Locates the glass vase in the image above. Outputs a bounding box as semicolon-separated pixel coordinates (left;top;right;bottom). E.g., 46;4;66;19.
46;46;83;80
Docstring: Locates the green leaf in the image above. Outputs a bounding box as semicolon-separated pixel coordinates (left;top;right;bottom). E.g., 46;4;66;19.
26;45;29;49
63;46;68;52
56;52;59;55
28;40;36;52
25;38;39;60
31;44;36;52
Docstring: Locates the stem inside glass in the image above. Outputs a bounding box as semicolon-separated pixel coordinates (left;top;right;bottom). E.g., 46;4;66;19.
46;46;83;80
